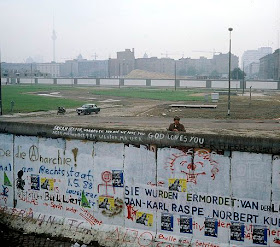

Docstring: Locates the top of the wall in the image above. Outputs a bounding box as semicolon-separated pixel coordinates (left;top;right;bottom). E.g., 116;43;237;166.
0;121;279;154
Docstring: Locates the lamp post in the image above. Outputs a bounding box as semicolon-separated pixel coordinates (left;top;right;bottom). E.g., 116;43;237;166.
242;61;245;95
227;27;233;116
174;60;177;91
0;49;2;115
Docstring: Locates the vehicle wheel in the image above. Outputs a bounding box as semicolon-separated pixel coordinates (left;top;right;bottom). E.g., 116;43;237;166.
95;111;99;114
78;113;81;115
89;112;91;115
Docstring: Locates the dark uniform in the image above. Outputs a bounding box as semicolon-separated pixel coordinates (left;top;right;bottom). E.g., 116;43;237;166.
168;123;186;132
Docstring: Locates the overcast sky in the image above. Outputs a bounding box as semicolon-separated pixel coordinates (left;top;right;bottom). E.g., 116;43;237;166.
0;0;279;63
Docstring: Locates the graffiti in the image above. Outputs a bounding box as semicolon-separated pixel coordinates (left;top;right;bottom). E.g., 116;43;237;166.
181;168;206;184
79;208;102;226
4;171;12;186
16;170;25;190
21;167;33;173
17;190;39;206
72;148;78;167
1;185;9;203
29;145;72;165
0;163;12;172
1;185;9;197
157;233;178;243
195;149;220;180
29;145;39;161
38;166;93;180
66;219;92;235
66;188;96;199
147;181;165;187
126;205;138;221
165;150;192;173
1;133;280;247
98;171;115;196
274;237;280;244
105;227;154;246
42;191;92;206
39;165;65;176
50;201;63;210
0;207;61;227
81;191;91;208
0;148;11;157
194;240;220;247
273;155;280;161
165;148;220;184
66;206;77;214
7;207;34;220
15;145;26;159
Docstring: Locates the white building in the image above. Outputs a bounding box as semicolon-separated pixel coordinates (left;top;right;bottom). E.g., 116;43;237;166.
242;47;272;78
36;62;60;77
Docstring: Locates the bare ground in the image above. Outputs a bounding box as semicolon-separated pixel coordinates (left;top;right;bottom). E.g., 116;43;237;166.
2;88;280;138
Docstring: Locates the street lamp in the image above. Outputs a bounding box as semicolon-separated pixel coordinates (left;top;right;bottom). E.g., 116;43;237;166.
174;60;177;91
227;27;233;116
0;49;2;115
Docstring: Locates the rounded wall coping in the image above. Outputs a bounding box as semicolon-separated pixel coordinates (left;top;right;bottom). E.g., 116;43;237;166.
0;121;279;155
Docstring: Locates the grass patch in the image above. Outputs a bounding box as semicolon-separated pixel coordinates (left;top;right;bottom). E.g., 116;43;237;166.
1;85;85;113
91;88;203;101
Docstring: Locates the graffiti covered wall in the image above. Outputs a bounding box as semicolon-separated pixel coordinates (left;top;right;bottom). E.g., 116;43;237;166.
0;132;279;247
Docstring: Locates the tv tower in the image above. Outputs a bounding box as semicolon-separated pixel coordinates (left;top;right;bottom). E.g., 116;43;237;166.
51;17;57;62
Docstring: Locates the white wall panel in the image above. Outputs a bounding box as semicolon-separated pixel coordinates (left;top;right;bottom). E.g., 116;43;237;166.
124;144;157;232
93;142;124;226
0;134;14;208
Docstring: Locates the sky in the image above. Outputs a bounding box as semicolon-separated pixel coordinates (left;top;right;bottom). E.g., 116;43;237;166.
0;0;279;63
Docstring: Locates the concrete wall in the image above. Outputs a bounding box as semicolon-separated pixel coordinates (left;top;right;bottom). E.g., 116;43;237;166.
0;123;280;246
2;77;280;90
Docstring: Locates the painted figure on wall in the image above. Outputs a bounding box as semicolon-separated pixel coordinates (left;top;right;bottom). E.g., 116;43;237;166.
16;170;25;190
166;148;220;184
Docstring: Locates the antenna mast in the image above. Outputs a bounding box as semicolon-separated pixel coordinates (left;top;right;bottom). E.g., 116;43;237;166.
51;16;57;62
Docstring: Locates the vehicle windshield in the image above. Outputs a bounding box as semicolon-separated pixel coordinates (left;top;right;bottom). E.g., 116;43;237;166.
82;104;90;108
